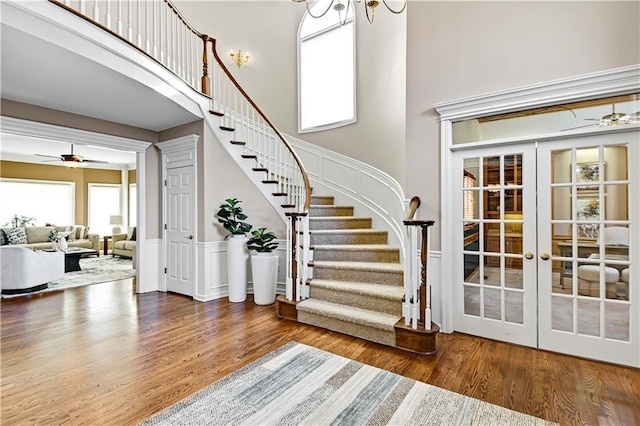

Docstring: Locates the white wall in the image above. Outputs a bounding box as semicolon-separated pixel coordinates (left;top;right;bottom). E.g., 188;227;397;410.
173;1;407;185
406;1;640;249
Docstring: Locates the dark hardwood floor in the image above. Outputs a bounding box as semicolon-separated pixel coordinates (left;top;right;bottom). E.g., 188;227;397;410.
1;280;639;425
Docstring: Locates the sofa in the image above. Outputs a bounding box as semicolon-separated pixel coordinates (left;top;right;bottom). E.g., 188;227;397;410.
112;227;136;259
0;225;99;252
0;246;65;294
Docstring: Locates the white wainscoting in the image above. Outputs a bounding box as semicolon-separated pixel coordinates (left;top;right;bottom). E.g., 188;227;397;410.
137;238;161;293
195;240;287;302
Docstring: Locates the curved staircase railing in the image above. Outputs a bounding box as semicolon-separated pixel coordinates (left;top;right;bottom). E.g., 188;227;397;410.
47;0;435;342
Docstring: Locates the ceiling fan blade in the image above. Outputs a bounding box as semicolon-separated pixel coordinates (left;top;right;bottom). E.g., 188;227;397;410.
34;154;62;159
82;159;109;164
583;118;601;122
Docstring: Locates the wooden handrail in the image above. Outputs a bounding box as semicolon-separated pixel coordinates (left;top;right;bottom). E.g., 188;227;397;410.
208;37;311;213
404;196;421;222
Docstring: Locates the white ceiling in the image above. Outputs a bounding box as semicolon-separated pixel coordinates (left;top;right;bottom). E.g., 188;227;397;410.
0;21;201;168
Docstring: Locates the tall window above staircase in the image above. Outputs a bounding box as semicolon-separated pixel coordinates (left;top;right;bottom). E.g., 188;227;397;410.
298;0;356;133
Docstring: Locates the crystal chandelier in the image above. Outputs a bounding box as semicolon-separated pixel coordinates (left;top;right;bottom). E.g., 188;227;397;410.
293;0;407;24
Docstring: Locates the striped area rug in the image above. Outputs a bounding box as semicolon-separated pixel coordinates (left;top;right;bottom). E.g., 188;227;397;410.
141;342;555;426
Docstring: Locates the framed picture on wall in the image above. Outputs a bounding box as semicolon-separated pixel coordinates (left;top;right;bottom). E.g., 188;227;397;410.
576;162;604;190
575;194;600;239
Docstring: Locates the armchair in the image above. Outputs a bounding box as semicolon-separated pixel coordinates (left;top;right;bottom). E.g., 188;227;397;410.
577;226;629;298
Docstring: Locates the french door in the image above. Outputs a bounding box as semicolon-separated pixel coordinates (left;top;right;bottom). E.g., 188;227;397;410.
453;131;639;367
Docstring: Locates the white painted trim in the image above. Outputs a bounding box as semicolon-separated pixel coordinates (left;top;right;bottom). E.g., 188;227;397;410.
434;65;640;121
157;134;198;297
437;64;640;339
0;116;152;152
0;115;151;294
195;240;287;303
137;238;161;293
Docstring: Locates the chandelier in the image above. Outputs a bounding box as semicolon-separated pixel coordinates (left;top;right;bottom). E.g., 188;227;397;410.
293;0;407;24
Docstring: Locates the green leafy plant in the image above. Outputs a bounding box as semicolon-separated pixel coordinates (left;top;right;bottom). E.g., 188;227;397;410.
48;229;59;242
247;227;279;253
216;198;252;237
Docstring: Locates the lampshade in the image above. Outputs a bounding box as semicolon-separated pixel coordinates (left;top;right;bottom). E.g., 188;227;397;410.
110;215;123;225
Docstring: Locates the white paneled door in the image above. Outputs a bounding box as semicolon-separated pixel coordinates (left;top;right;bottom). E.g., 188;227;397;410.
453;131;639;367
165;165;195;297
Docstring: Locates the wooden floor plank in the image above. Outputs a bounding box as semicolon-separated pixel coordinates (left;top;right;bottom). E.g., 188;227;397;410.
1;279;639;425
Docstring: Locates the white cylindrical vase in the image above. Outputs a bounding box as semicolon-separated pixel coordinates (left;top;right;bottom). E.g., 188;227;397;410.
251;252;278;305
227;235;249;303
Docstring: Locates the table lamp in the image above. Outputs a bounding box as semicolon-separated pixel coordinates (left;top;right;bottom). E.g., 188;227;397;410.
110;215;123;235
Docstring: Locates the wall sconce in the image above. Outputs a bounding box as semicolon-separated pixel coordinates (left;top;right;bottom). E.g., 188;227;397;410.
230;50;250;68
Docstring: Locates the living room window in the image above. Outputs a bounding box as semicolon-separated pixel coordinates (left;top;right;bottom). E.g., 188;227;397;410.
0;178;74;226
88;184;121;236
298;0;356;133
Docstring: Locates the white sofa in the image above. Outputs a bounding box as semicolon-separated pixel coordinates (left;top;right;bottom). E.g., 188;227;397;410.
0;246;65;294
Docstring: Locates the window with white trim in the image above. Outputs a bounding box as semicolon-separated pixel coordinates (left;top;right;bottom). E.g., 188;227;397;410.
463;171;477;222
88;184;121;237
298;0;356;132
0;178;74;226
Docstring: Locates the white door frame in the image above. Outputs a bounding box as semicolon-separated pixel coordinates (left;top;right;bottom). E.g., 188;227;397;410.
435;64;640;334
0;116;152;293
156;135;198;295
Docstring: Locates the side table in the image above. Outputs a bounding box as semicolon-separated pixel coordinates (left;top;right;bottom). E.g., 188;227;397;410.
103;235;112;255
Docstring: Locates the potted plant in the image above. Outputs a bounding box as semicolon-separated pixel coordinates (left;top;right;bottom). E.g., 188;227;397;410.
247;227;279;305
216;198;252;303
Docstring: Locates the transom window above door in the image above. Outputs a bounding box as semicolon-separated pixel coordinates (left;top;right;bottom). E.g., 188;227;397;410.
452;93;640;144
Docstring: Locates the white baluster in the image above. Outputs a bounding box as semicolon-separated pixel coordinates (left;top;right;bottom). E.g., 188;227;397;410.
105;0;112;30
116;0;122;36
93;0;99;21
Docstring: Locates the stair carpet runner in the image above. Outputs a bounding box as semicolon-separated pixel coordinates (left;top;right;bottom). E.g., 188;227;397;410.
297;195;405;347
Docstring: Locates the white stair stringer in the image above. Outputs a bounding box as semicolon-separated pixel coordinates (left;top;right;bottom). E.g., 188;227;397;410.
202;111;293;223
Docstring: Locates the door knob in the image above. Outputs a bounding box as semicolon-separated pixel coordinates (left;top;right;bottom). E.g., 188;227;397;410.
524;252;534;259
540;253;550;261
185;235;193;240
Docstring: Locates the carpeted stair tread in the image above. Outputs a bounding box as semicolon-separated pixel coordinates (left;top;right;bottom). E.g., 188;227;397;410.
309;216;373;230
297;299;400;331
309;195;335;205
309;206;354;217
310;229;388;245
312;244;400;263
309;279;405;301
311;260;403;273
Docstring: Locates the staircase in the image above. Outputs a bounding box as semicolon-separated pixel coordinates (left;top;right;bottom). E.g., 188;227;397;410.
279;195;437;353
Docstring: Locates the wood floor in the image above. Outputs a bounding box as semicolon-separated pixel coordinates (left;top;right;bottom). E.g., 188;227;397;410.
1;280;639;426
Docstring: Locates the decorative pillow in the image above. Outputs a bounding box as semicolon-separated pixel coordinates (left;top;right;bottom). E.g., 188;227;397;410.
59;231;73;240
75;226;86;240
129;227;137;241
126;227;135;240
66;225;77;241
6;228;28;244
0;229;7;246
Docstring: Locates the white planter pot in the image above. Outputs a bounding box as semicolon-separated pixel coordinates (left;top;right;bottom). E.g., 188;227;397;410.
227;235;249;303
251;252;278;305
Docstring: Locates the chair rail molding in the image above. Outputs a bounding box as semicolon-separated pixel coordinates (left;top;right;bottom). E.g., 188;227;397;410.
436;64;640;334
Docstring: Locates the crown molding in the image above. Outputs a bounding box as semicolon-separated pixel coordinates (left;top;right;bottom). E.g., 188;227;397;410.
434;65;640;122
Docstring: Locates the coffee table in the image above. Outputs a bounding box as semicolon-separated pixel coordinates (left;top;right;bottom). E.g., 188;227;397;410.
64;248;99;272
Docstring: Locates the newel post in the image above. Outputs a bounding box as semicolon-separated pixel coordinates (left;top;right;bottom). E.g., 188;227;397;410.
201;35;210;96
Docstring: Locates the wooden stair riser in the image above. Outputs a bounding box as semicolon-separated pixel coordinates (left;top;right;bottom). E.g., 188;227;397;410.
312;266;403;286
297;311;396;347
310;196;335;206
309;217;373;230
309;206;354;217
309;286;402;316
312;247;400;263
310;231;388;245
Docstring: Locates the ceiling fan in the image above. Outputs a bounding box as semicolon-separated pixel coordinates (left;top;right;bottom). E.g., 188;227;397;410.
562;102;640;131
35;144;109;168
